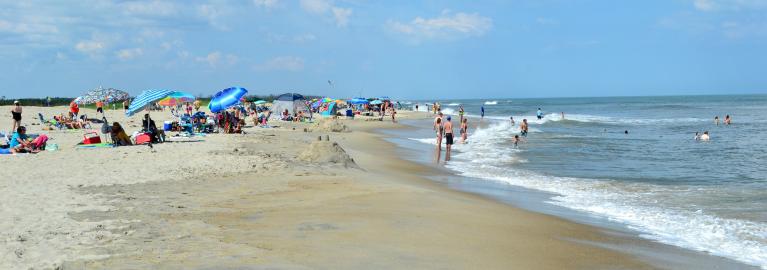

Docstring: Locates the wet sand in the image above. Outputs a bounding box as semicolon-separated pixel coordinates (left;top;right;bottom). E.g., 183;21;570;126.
2;106;654;269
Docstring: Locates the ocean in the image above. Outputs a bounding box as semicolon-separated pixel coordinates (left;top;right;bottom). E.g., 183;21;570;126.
401;95;766;269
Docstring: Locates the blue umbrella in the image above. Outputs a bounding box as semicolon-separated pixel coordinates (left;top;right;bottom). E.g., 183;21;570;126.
126;89;179;117
370;100;383;105
349;98;369;105
209;87;248;113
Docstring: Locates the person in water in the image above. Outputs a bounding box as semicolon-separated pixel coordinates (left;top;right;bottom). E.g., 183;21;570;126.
444;116;454;161
435;117;444;151
458;105;465;123
700;131;711;141
509;116;515;126
460;118;468;143
520;119;529;136
724;115;731;125
694;132;700;141
480;106;485;118
561;112;565;120
512;135;524;147
714;116;720;126
537;108;543;120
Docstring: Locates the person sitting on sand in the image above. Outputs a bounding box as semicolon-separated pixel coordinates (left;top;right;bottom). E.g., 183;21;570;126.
142;114;165;143
110;122;132;146
700;131;711;141
9;126;47;153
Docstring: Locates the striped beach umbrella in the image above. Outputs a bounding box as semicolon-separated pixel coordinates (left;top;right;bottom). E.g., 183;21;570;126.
126;89;179;117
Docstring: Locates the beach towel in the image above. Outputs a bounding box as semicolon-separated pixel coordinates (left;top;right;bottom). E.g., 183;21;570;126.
75;143;115;149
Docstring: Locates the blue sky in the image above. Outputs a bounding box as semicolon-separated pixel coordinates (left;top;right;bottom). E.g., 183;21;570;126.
0;0;765;99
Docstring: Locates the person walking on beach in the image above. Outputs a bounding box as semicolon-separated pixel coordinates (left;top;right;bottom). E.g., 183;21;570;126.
714;116;720;126
724;115;731;125
537;108;543;120
520;119;528;137
10;101;22;132
444;116;454;161
460;118;468;143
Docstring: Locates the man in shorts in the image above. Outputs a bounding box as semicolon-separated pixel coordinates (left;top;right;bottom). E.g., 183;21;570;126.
444;116;454;161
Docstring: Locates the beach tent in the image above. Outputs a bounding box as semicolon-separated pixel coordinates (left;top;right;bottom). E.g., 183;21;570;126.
271;93;306;116
320;103;337;117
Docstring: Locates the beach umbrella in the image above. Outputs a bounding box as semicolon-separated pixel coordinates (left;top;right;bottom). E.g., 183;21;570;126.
126;89;179;117
254;100;267;105
370;100;383;105
379;96;391;101
349;98;368;105
75;86;130;104
157;91;195;107
209;87;248;113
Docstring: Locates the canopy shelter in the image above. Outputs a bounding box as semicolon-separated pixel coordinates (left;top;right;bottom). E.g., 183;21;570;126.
271;93;306;116
74;86;130;105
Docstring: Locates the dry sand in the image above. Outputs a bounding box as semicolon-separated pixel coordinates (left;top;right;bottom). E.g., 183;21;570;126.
1;106;654;269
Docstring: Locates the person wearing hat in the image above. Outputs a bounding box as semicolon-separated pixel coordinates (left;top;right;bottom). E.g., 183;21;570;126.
11;100;22;132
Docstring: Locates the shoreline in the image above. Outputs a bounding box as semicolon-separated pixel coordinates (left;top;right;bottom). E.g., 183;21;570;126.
0;106;746;269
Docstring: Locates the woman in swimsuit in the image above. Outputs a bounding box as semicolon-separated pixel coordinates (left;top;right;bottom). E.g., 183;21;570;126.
435;117;443;151
10;101;22;132
460;118;468;143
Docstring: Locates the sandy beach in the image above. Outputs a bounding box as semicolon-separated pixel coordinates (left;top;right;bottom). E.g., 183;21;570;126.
0;105;657;269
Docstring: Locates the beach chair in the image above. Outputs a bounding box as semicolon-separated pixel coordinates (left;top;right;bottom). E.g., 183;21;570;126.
38;113;64;130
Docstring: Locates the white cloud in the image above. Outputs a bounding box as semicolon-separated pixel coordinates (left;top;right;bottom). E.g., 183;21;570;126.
116;48;144;60
75;40;106;54
121;1;178;16
195;51;238;68
332;7;352;27
198;4;229;30
300;0;332;14
387;10;493;41
692;0;767;11
255;56;305;71
300;0;352;27
254;0;279;9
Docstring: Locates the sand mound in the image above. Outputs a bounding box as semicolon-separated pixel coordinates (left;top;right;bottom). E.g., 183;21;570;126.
298;141;358;169
312;119;351;133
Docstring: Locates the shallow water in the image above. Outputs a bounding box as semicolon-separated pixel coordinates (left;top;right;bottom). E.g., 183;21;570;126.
406;95;767;269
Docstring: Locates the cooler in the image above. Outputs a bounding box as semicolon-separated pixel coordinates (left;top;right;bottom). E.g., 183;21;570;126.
163;121;172;131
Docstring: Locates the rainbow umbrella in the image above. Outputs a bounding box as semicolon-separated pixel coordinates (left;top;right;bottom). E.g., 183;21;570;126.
157;91;195;107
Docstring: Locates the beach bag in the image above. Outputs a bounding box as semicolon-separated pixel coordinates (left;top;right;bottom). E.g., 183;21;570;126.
82;132;102;145
135;133;151;145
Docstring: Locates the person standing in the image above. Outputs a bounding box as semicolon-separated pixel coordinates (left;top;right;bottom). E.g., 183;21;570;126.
481;105;485;119
69;101;79;120
435;117;444;151
96;100;104;114
46;96;51;107
724;115;731;125
458;105;465;123
460;118;468;143
714;116;720;126
537;108;543;120
444;116;454;161
561;112;565;120
520;119;528;136
510;116;515;126
10;101;22;132
123;99;130;112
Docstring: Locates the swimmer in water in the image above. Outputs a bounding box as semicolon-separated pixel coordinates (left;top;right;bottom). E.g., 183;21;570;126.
510;116;515;126
624;130;629;135
700;131;710;141
512;135;524;147
694;132;700;141
714;116;720;126
724;115;731;125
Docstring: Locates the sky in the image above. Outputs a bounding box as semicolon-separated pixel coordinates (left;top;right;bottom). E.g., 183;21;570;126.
0;0;766;100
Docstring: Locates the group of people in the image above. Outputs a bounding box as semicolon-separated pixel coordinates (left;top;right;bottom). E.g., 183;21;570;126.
432;111;469;161
694;115;733;141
